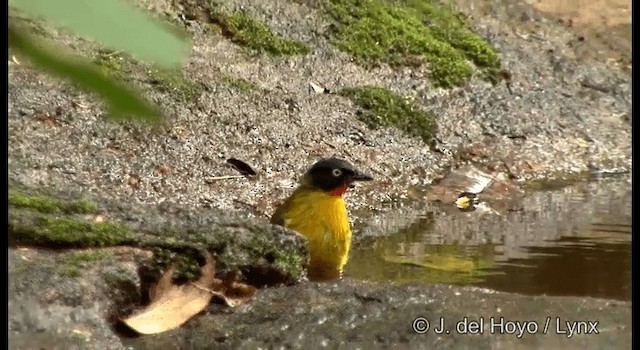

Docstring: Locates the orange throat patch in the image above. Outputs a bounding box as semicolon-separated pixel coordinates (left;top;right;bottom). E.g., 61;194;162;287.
330;184;350;196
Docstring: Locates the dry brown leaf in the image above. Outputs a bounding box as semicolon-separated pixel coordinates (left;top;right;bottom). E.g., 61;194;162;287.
222;281;256;307
122;253;217;335
214;272;257;307
190;271;257;307
226;158;258;177
147;264;176;302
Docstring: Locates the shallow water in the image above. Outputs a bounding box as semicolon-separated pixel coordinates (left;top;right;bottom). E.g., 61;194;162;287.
346;175;631;301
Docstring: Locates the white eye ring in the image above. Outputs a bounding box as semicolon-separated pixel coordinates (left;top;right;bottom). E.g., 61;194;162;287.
331;168;342;177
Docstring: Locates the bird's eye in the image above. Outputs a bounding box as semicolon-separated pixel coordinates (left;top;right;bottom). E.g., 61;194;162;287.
331;168;342;177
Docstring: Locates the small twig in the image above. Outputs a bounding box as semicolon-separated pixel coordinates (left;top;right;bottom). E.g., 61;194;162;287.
102;50;123;57
71;100;90;109
189;282;220;296
512;31;529;41
11;55;20;65
500;159;517;179
321;139;337;149
580;80;611;94
190;282;241;307
206;175;245;181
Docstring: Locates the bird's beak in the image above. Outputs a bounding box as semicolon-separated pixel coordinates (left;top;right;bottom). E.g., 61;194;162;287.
351;170;374;182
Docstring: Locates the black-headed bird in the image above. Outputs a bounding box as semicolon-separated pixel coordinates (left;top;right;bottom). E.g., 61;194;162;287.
270;158;373;281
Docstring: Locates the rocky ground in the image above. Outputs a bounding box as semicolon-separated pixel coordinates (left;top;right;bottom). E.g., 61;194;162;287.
8;0;631;348
8;0;631;216
9;261;631;349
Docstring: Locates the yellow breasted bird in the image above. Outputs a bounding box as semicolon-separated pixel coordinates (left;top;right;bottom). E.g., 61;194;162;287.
270;158;373;281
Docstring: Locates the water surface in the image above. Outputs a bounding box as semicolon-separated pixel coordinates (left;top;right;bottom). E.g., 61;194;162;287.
346;175;631;301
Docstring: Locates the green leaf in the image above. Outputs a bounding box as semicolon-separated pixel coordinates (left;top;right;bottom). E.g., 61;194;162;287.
9;25;162;124
10;0;190;67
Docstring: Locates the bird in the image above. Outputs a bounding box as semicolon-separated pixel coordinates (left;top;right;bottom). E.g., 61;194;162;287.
270;157;373;281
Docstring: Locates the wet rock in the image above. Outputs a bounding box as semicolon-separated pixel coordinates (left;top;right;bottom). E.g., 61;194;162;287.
9;253;631;350
426;165;525;214
8;183;308;286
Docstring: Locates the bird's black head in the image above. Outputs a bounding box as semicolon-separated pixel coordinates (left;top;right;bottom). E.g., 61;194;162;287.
302;157;373;195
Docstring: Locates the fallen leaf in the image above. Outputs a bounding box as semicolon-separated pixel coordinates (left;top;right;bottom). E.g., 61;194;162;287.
226;158;258;177
147;264;176;302
308;81;330;94
309;81;324;94
122;252;258;335
122;253;217;335
188;269;257;308
211;271;257;307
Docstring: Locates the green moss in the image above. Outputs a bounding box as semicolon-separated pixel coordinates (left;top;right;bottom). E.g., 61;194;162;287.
323;0;502;87
61;266;82;277
239;230;306;280
138;224;307;285
103;267;136;287
221;74;259;92
60;250;111;277
147;67;202;101
93;51;133;81
210;11;310;56
9;191;98;214
272;249;305;279
150;247;203;283
9;186;307;285
10;211;133;248
341;86;437;144
64;250;110;265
